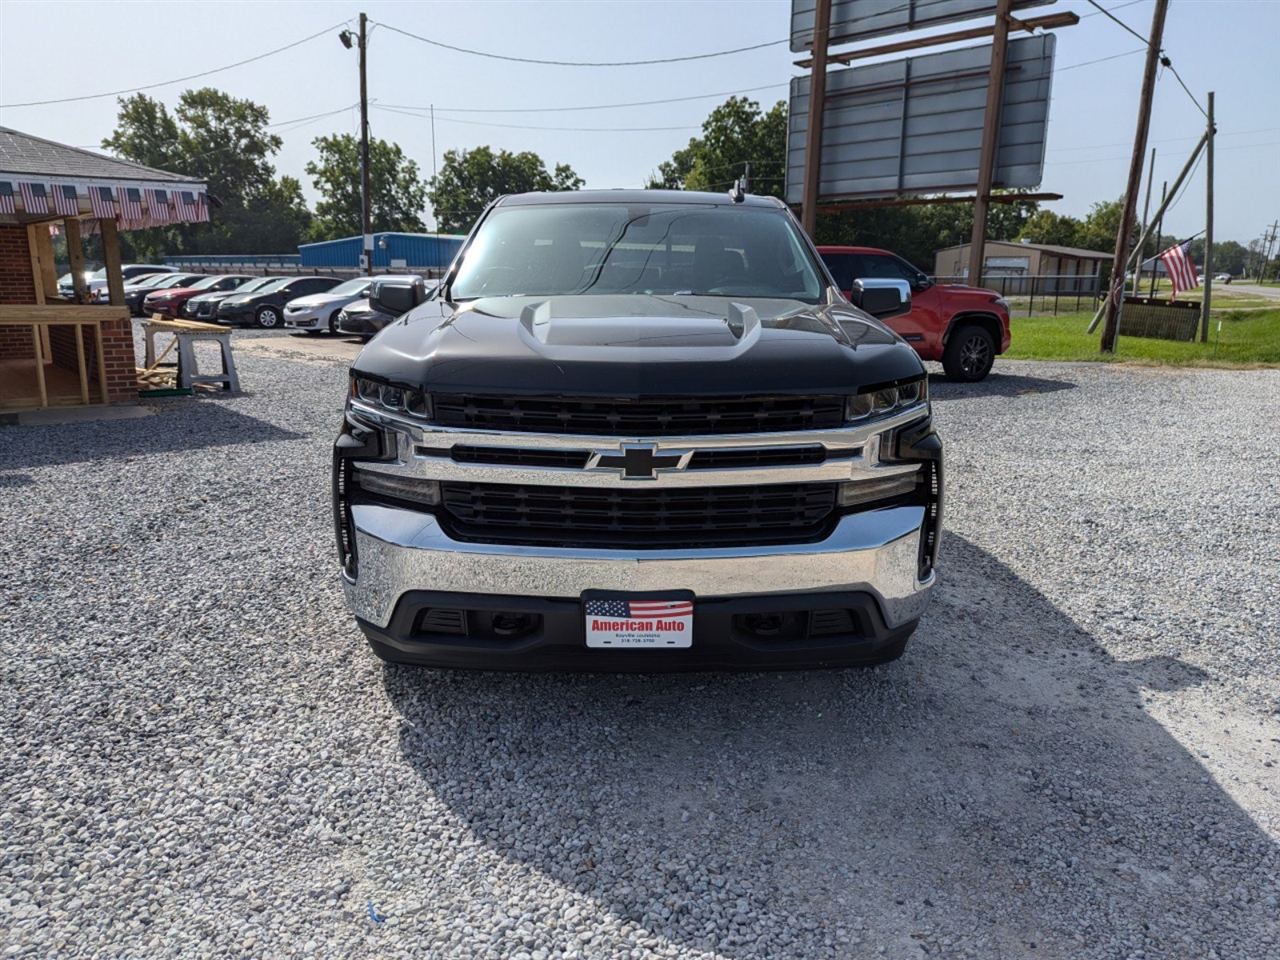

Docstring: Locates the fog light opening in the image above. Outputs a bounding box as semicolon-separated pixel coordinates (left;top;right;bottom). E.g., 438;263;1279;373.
744;613;784;637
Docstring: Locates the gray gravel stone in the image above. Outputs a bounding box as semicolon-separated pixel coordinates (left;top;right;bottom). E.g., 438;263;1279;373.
1;339;1277;958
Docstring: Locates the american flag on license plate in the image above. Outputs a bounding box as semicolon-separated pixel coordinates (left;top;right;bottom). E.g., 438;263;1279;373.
1160;239;1199;299
19;181;48;215
119;187;145;228
0;181;14;215
90;186;116;219
585;599;694;618
52;183;79;217
146;188;171;224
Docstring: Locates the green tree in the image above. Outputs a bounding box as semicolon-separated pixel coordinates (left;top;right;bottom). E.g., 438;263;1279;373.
1187;239;1247;276
102;88;307;257
1074;199;1124;253
1018;209;1082;247
305;134;428;241
646;97;787;199
427;146;583;234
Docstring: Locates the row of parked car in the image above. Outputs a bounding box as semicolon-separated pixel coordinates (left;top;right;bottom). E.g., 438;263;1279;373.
62;244;1010;379
78;265;430;339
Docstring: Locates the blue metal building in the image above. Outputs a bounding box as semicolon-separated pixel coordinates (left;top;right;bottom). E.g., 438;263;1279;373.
298;232;466;271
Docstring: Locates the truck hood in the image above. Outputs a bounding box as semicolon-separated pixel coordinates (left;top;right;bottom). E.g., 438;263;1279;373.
934;283;1004;302
353;294;925;397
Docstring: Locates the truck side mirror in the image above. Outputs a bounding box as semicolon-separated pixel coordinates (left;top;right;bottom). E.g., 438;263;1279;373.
850;278;911;320
371;276;427;316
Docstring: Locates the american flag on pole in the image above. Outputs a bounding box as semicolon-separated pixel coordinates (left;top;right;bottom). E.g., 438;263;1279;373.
90;185;116;220
174;189;201;222
119;187;145;228
0;181;14;215
19;181;48;215
145;188;171;225
1160;239;1199;299
52;183;80;217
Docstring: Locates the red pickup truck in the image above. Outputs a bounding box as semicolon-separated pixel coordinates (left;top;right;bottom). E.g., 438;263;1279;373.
818;246;1011;381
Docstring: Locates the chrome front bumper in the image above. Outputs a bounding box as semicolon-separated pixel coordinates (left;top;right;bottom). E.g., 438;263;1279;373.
342;501;935;632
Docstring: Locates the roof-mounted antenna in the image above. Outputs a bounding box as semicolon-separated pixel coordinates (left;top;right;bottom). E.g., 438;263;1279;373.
728;177;745;203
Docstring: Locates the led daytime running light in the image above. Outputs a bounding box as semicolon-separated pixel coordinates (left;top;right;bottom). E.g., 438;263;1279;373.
351;376;433;420
846;378;927;421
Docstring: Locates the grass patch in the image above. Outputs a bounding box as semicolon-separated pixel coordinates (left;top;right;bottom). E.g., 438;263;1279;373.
1005;307;1280;366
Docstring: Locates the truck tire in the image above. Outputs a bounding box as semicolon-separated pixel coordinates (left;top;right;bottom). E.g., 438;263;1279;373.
942;324;996;381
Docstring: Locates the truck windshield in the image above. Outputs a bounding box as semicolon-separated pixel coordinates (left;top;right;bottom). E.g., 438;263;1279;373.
450;202;825;303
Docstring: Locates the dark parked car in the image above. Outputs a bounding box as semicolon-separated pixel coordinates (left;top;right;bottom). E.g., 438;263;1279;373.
125;273;204;316
184;276;286;320
143;274;254;319
335;277;432;339
217;276;342;328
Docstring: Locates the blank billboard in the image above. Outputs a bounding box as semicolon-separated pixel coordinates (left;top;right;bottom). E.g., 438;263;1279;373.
790;0;1053;53
785;34;1056;204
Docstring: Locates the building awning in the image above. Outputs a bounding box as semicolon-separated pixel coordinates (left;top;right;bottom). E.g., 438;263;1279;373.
0;127;208;228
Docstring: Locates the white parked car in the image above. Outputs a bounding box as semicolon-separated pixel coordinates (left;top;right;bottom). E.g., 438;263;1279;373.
59;264;175;300
283;277;375;334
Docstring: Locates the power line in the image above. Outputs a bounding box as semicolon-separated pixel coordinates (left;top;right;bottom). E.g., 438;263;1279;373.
1084;0;1206;117
1055;48;1146;72
1163;61;1208;119
0;22;348;109
372;21;787;67
381;83;790;117
375;105;698;133
1080;0;1147;16
1084;0;1151;46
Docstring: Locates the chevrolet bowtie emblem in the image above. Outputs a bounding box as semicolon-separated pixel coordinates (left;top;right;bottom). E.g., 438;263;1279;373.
587;444;692;480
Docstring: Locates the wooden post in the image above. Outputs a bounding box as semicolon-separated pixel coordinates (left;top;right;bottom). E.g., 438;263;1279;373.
100;217;127;307
28;223;59;302
65;217;88;303
800;0;832;238
26;226;45;305
93;322;109;404
75;322;90;405
1200;90;1214;341
966;0;1013;287
1100;0;1170;352
30;324;48;409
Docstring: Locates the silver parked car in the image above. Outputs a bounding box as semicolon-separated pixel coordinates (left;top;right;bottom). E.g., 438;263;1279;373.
284;277;375;335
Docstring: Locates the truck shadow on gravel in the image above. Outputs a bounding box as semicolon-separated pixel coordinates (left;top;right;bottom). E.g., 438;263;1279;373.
927;370;1078;400
0;402;302;472
381;534;1276;959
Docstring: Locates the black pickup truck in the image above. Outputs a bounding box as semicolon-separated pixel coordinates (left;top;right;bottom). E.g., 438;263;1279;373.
333;189;942;671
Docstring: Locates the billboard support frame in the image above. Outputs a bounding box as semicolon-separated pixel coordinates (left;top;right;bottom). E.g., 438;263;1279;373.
800;0;833;237
967;0;1013;285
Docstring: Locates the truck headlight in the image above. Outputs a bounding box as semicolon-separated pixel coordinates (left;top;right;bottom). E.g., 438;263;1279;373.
351;376;432;420
846;377;927;421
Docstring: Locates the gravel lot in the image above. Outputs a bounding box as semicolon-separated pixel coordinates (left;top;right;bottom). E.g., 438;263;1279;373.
2;330;1277;959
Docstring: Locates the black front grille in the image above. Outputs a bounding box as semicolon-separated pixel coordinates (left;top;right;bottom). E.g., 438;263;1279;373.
449;446;591;469
687;446;833;470
433;395;846;436
438;481;838;548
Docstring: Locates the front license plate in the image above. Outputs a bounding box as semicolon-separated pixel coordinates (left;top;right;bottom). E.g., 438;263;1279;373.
583;593;694;649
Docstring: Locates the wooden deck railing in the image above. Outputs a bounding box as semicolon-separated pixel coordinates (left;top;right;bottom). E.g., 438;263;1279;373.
0;305;129;410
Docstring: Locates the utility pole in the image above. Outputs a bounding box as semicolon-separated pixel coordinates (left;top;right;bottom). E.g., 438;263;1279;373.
359;12;372;276
967;0;1013;287
1262;221;1279;283
1101;0;1169;353
1149;181;1166;297
1134;146;1156;295
800;0;832;238
1200;90;1214;341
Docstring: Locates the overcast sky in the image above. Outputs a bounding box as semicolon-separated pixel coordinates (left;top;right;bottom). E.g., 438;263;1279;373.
1;0;1276;248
